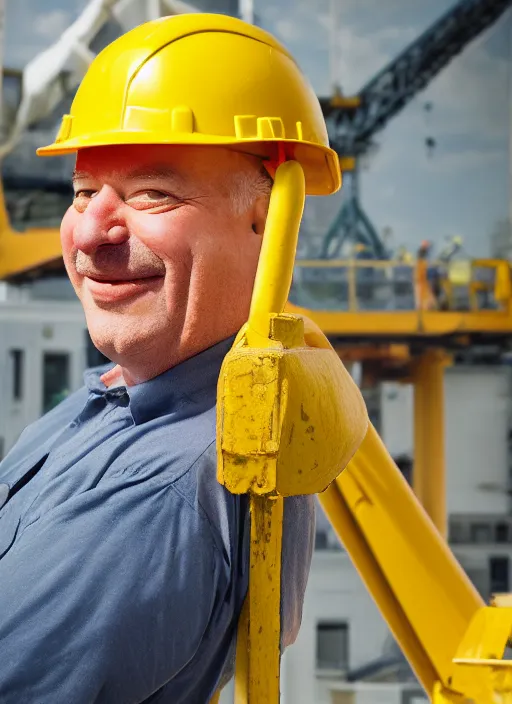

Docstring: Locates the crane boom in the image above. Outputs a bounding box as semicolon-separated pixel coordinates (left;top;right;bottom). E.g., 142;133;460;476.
326;0;512;157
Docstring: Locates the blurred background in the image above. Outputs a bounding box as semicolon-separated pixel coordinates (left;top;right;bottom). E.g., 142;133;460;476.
0;1;512;703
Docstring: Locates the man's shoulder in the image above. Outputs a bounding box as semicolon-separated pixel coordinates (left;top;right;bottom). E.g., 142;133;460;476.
109;401;217;479
0;385;90;477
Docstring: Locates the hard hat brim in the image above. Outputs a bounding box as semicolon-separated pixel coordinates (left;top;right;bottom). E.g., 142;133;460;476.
37;133;341;196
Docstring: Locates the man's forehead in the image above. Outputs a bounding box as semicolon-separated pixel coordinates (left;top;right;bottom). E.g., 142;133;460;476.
72;162;184;183
73;143;208;183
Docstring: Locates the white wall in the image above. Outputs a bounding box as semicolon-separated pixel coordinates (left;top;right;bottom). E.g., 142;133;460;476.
453;543;512;599
220;551;391;704
445;367;510;515
329;683;427;704
0;301;86;455
380;382;414;458
281;552;390;704
380;366;511;516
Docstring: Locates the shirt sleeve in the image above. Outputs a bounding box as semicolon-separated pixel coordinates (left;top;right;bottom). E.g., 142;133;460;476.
281;494;316;649
0;470;226;703
188;442;316;651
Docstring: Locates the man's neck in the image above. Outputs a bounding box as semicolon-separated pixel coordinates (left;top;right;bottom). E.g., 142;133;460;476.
100;365;126;388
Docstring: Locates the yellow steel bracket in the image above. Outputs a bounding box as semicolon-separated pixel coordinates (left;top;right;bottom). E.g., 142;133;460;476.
216;160;368;703
445;604;512;703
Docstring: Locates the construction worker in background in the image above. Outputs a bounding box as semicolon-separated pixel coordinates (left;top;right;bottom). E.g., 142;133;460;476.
439;234;464;263
0;15;343;703
395;245;413;264
354;242;372;259
415;239;437;310
437;235;471;309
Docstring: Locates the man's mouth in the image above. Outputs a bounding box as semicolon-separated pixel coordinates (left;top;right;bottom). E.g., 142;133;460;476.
84;274;164;303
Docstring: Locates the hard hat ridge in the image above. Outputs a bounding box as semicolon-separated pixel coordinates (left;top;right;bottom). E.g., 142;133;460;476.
37;13;341;196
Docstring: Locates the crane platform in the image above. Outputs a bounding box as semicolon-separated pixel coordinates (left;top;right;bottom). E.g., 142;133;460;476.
287;257;512;344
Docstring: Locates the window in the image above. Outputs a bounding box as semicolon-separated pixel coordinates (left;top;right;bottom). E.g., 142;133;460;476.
9;349;24;401
449;520;467;544
490;557;509;594
42;353;70;414
465;567;489;598
316;622;349;673
495;523;510;544
315;530;328;550
470;523;492;544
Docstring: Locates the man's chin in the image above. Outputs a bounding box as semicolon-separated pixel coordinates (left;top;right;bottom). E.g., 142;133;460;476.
86;318;151;363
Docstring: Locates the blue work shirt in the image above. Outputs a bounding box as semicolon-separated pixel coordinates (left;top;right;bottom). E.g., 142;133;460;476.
0;337;315;703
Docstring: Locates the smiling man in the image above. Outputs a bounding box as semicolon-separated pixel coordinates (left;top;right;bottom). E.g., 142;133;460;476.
0;13;341;704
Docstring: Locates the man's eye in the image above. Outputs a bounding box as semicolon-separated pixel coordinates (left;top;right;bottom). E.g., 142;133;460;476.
74;189;96;199
127;190;180;210
133;190;171;201
73;190;96;212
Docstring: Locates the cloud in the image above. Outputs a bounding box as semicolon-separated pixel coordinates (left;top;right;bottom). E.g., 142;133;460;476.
422;145;504;174
273;17;303;43
5;1;89;67
34;9;73;39
423;32;511;141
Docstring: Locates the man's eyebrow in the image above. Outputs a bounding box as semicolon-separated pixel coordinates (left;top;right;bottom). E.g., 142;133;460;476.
72;169;90;184
124;165;184;182
72;165;185;184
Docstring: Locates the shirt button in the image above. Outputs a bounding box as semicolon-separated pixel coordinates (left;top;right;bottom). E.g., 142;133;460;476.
0;483;9;510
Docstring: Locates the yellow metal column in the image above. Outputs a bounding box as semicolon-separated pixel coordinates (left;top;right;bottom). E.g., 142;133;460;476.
217;161;369;703
413;349;450;537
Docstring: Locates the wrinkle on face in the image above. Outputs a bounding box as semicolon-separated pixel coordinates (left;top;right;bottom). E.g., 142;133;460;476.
61;144;267;383
74;240;166;281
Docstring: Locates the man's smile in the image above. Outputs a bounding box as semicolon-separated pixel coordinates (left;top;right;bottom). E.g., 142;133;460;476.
84;274;164;303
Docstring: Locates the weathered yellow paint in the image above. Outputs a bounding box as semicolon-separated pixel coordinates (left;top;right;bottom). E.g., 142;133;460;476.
233;599;250;702
246;494;283;701
217;315;367;497
0;185;62;280
217;309;368;702
217;161;368;702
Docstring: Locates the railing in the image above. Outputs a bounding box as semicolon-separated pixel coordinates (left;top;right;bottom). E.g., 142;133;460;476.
290;258;510;313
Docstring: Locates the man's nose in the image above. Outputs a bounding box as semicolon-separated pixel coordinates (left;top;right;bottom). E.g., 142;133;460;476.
72;186;130;255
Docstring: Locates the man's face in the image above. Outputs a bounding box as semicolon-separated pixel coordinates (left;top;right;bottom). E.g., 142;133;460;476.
61;144;267;382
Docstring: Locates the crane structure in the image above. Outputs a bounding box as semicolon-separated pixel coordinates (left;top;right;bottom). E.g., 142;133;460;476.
318;0;512;259
218;163;512;704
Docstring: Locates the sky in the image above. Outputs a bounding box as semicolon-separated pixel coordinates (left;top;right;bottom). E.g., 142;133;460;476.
4;0;512;257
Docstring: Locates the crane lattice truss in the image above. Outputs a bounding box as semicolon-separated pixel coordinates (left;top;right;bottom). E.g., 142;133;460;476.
319;0;512;259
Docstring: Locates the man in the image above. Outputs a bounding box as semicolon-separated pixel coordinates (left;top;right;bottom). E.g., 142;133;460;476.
0;14;341;703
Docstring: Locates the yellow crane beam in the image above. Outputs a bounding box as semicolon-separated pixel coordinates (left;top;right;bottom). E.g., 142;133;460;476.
0;185;62;280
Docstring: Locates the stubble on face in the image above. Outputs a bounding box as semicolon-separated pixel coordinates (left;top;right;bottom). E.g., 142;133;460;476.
61;145;268;383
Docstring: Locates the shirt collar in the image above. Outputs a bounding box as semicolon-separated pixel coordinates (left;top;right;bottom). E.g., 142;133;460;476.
83;335;236;425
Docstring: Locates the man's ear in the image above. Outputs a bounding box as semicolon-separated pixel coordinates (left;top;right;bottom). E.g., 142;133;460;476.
251;194;270;236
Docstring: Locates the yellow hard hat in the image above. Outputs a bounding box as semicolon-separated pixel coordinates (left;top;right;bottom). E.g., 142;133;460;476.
37;14;341;196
